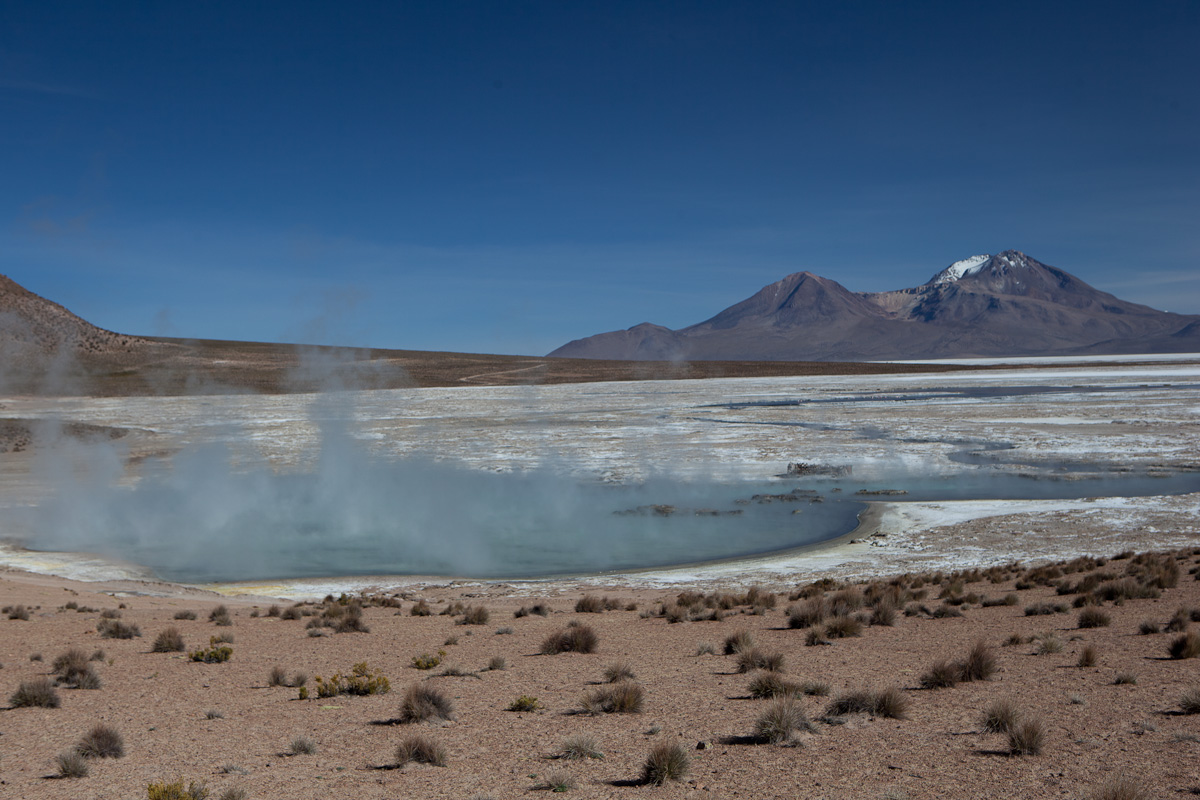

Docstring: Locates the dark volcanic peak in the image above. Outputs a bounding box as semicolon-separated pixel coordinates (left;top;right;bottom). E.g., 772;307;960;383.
550;251;1200;362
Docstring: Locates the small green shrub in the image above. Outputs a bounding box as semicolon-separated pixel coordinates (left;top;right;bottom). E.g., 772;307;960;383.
189;637;232;663
314;663;390;697
507;695;542;712
411;650;445;670
146;778;209;799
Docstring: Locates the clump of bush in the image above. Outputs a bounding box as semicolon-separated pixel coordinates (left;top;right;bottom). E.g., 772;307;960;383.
1180;687;1200;715
10;677;60;708
1168;630;1200;659
1087;776;1152;800
826;687;908;719
538;770;577;792
146;778;209;799
823;615;862;639
515;602;551;617
560;734;603;760
395;734;447;767
314;662;390;697
458;604;489;625
642;742;689;785
153;627;186;653
56;750;89;778
174;610;197;620
52;647;101;689
736;648;784;673
411;650;445;670
541;623;598;654
1077;607;1111;628
7;604;31;620
288;736;317;755
723;630;755;655
507;695;542;712
602;661;636;683
1007;717;1045;755
399;683;454;723
981;698;1020;733
919;641;995;688
754;697;814;744
582;682;644;714
189;637;233;663
1078;645;1099;668
209;605;232;626
77;723;125;758
97;618;141;639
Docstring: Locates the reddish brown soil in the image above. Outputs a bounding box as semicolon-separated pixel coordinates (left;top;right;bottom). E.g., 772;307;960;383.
1;551;1198;799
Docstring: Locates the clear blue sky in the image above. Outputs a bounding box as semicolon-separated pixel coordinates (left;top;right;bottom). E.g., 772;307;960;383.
3;1;1197;355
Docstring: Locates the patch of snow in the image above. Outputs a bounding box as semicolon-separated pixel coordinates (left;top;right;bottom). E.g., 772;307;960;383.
930;254;991;284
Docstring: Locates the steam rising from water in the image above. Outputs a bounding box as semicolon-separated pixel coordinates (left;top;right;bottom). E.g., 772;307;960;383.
18;415;854;583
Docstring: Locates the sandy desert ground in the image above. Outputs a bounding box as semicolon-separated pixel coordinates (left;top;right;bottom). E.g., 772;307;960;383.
0;357;1198;798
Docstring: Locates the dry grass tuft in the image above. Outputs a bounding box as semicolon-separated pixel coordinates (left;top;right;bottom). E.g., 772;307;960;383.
560;734;603;760
735;647;784;673
753;697;814;743
602;661;636;683
1168;630;1200;659
642;741;689;785
1007;718;1045;755
919;659;960;689
1087;776;1151;800
541;624;598;654
827;687;908;719
1078;607;1111;628
1077;645;1098;668
288;736;317;755
56;749;89;778
581;682;643;714
981;698;1020;733
77;724;124;758
1179;687;1200;714
153;627;186;653
399;683;455;723
395;734;447;767
10;677;60;708
723;630;755;655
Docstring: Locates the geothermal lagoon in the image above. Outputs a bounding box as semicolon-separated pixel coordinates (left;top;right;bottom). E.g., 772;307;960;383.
1;357;1198;590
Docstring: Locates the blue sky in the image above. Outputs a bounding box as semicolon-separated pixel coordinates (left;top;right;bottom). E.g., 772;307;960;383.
2;1;1197;355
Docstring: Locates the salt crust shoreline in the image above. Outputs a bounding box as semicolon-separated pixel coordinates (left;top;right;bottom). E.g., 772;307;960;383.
4;491;1197;603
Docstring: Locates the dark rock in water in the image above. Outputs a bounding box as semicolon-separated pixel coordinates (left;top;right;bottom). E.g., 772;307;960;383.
785;462;851;477
854;489;908;496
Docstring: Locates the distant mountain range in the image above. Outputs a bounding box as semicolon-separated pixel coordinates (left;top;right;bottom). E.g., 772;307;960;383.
549;251;1200;361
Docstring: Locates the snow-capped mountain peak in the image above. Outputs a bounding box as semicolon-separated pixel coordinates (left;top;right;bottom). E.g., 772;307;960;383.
929;254;991;285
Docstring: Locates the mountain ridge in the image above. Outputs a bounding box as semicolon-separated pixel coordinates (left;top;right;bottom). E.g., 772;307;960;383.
549;251;1200;361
